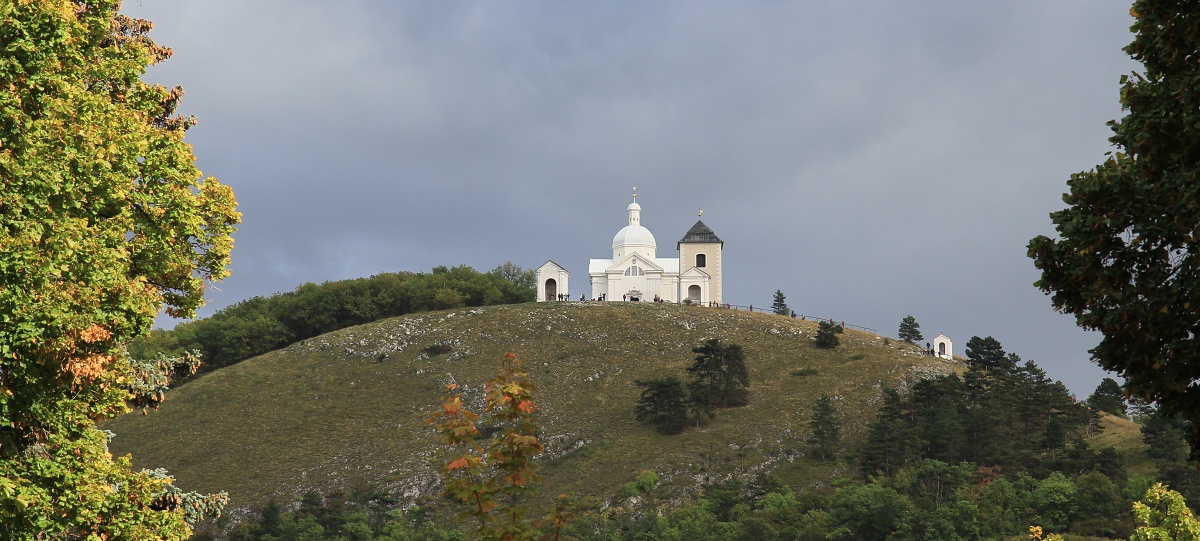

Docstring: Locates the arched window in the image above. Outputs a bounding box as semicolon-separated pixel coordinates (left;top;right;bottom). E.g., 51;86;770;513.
696;254;706;268
624;266;645;276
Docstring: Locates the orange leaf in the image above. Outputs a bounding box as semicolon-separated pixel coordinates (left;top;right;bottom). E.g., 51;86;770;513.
447;457;469;471
517;399;536;414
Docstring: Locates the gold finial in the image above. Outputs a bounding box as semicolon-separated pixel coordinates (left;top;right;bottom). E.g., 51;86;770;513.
698;209;704;217
632;186;637;200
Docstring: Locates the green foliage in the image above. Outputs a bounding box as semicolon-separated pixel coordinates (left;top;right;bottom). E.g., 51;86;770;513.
897;315;923;343
771;290;789;316
825;483;910;541
423;343;455;357
964;336;1007;370
618;471;659;498
1088;377;1128;418
686;339;750;409
814;321;842;349
1130;483;1200;541
132;263;536;376
1140;409;1200;508
1027;0;1200;461
0;2;237;537
859;363;1099;478
807;395;841;460
634;377;689;435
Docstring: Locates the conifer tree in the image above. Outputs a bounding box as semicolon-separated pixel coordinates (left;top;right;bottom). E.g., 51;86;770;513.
898;315;923;343
686;339;750;408
965;336;1006;370
635;377;689;434
771;290;790;316
1088;378;1128;417
814;320;842;349
807;395;841;460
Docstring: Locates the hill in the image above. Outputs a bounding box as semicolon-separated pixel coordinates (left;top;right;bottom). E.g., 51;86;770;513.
104;302;971;513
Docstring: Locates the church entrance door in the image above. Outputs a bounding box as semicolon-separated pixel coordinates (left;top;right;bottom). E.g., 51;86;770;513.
688;285;701;302
545;279;557;301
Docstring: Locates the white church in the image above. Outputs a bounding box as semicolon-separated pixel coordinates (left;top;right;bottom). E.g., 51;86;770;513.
536;193;723;305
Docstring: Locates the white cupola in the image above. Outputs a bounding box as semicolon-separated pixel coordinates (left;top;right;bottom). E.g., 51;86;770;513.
612;190;657;260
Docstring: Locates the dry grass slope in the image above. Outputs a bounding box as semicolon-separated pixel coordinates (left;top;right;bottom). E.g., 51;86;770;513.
106;302;1016;513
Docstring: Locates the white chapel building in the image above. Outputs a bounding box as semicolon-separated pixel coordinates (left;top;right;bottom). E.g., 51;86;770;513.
536;194;723;305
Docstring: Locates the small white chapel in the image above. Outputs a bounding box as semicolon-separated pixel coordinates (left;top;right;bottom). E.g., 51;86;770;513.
536;191;724;305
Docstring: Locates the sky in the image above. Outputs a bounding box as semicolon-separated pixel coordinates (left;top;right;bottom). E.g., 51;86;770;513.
123;0;1139;396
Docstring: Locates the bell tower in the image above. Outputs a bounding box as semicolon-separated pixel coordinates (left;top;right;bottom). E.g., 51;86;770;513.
677;210;723;304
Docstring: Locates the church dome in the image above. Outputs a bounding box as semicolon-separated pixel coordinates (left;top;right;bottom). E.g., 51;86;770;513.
612;196;656;257
613;224;656;248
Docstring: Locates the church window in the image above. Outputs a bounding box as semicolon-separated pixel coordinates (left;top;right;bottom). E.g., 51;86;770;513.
625;265;645;276
696;254;706;267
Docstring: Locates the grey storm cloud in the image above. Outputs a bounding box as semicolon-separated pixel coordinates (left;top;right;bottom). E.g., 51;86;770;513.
126;0;1137;394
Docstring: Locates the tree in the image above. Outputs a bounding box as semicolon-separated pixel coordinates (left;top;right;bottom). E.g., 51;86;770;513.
771;290;790;316
489;261;536;302
964;336;1006;370
1027;1;1200;459
635;377;689;435
427;354;570;540
814;320;843;349
686;339;750;409
1130;483;1200;541
807;395;841;460
897;315;923;343
0;2;239;538
1088;377;1128;417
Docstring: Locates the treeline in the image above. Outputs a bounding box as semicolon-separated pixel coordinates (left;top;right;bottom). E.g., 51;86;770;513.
130;263;535;377
187;333;1200;540
216;338;1199;541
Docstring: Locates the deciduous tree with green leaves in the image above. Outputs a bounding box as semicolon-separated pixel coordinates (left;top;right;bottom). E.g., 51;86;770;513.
0;1;239;538
1027;0;1200;459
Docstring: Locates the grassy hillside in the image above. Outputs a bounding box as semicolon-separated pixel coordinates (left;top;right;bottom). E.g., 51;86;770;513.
106;302;1036;513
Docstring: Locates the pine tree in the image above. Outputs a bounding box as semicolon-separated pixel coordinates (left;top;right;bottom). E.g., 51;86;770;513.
814;320;842;349
771;290;790;316
965;336;1006;370
686;339;750;408
807;395;841;460
635;377;689;434
898;315;923;343
1087;377;1128;417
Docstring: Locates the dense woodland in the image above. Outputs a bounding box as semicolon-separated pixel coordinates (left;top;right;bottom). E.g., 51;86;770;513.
130;264;535;377
195;338;1200;541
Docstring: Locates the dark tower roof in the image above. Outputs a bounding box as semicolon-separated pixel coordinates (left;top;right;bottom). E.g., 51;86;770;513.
678;220;723;248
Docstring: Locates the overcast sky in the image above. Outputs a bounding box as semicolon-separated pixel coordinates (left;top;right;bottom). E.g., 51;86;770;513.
124;0;1139;396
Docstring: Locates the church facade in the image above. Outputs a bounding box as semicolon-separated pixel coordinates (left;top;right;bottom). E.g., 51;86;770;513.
537;196;723;304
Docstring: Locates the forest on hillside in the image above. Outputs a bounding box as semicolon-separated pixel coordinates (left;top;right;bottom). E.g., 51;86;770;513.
198;346;1200;541
130;263;535;378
